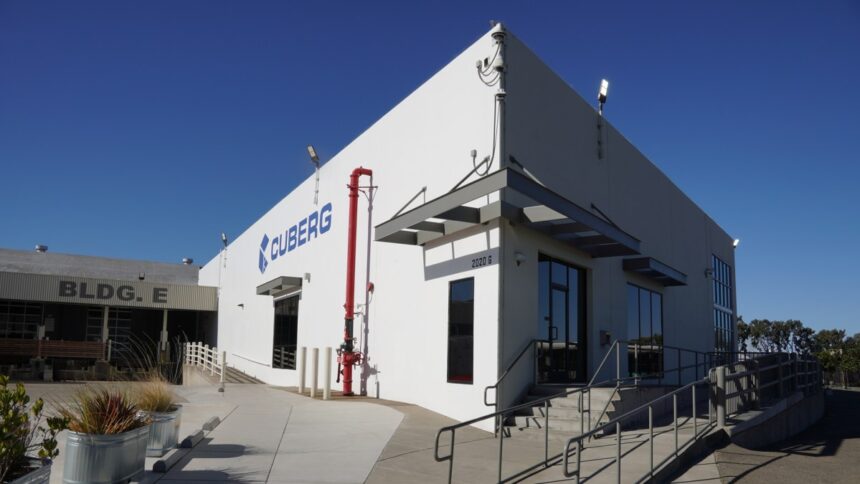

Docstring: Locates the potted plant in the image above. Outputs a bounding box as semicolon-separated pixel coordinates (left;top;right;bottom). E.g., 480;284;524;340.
58;387;150;484
0;376;67;484
134;377;181;457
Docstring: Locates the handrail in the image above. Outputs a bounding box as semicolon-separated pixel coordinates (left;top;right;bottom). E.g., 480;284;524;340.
563;377;711;480
435;338;723;483
185;342;227;390
484;339;538;407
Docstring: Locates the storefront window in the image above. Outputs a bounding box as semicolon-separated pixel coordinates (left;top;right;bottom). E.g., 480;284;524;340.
627;284;663;378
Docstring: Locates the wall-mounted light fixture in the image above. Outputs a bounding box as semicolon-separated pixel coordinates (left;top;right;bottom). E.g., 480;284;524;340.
733;239;741;248
307;144;321;205
237;303;244;309
515;251;526;266
597;79;610;160
304;272;311;283
704;268;714;278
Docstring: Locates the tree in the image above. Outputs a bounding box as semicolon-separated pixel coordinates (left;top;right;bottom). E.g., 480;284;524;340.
736;316;750;352
815;329;847;387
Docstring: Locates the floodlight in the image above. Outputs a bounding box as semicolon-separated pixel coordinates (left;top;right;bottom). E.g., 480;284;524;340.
307;145;320;165
221;232;228;246
598;79;609;104
733;239;741;248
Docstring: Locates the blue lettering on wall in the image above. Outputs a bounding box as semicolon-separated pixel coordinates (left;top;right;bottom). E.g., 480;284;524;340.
258;202;333;274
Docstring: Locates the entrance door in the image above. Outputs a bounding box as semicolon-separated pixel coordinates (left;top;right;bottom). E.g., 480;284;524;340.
537;254;587;384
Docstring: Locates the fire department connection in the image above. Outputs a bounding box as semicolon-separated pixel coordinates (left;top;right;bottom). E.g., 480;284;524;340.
337;166;373;396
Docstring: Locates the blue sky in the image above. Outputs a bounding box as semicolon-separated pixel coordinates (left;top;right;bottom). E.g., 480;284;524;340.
1;1;858;333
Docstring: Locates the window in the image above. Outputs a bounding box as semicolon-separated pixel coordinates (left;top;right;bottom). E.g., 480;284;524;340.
712;255;734;353
447;278;474;384
0;300;42;339
627;284;663;378
273;294;299;369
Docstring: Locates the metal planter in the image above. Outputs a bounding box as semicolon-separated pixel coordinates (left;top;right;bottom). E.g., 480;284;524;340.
141;406;182;457
62;425;150;484
8;458;51;484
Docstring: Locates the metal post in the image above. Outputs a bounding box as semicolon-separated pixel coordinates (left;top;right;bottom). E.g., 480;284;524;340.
716;366;726;428
545;400;550;466
298;346;307;394
648;405;654;479
498;411;505;483
579;392;584;436
576;440;582;484
755;359;761;409
219;351;226;392
324;347;332;400
588;389;592;432
693;384;698;437
310;347;319;398
673;394;678;456
616;421;621;484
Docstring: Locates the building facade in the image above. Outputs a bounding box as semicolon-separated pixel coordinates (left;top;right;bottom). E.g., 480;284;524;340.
201;24;737;424
0;248;218;370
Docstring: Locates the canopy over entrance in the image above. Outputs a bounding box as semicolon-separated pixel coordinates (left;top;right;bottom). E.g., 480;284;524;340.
374;168;641;258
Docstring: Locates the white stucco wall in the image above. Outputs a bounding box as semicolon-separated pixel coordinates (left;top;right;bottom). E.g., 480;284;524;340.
200;25;737;425
199;28;507;424
495;32;736;409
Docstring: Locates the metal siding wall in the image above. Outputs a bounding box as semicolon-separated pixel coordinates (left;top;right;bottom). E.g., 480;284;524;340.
0;272;217;311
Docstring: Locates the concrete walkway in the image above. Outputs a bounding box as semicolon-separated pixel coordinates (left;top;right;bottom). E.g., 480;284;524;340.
24;382;403;484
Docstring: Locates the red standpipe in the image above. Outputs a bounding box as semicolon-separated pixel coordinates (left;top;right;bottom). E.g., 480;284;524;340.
339;166;372;396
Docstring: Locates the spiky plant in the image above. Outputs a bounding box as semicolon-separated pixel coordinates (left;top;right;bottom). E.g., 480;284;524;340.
135;377;177;413
58;387;148;435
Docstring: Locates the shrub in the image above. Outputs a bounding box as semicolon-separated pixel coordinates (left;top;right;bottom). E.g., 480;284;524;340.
58;387;148;435
0;375;68;482
135;377;177;413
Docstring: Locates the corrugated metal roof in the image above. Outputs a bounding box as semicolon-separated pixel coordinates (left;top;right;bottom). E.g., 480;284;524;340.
0;248;200;285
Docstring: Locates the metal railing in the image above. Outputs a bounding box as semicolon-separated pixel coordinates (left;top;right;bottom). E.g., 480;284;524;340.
185;342;227;390
272;344;297;369
713;352;821;425
484;339;538;407
436;340;737;483
563;377;712;483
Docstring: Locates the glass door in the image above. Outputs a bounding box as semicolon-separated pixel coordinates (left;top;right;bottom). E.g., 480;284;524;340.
537;254;587;384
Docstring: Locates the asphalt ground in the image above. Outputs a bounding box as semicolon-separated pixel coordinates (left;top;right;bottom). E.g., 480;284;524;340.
715;387;860;483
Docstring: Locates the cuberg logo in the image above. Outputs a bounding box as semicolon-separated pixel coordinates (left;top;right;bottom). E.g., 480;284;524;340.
258;202;333;274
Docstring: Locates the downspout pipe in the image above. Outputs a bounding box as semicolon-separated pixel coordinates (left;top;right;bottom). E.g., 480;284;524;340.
341;166;373;396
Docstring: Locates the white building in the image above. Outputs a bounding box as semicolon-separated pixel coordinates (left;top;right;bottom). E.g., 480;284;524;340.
200;24;737;425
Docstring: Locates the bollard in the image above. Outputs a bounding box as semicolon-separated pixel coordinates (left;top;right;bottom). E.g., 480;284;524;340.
310;347;319;398
716;366;726;428
298;347;307;394
218;351;226;392
324;347;332;400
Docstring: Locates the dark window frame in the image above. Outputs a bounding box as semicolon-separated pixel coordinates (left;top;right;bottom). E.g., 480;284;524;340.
712;255;734;353
627;282;664;378
272;292;300;370
447;277;475;385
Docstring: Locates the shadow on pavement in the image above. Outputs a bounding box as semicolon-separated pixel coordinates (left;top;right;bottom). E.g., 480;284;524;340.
716;388;860;483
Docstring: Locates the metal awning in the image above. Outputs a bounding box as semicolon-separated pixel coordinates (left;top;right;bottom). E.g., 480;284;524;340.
256;276;303;297
375;168;640;258
623;257;687;286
